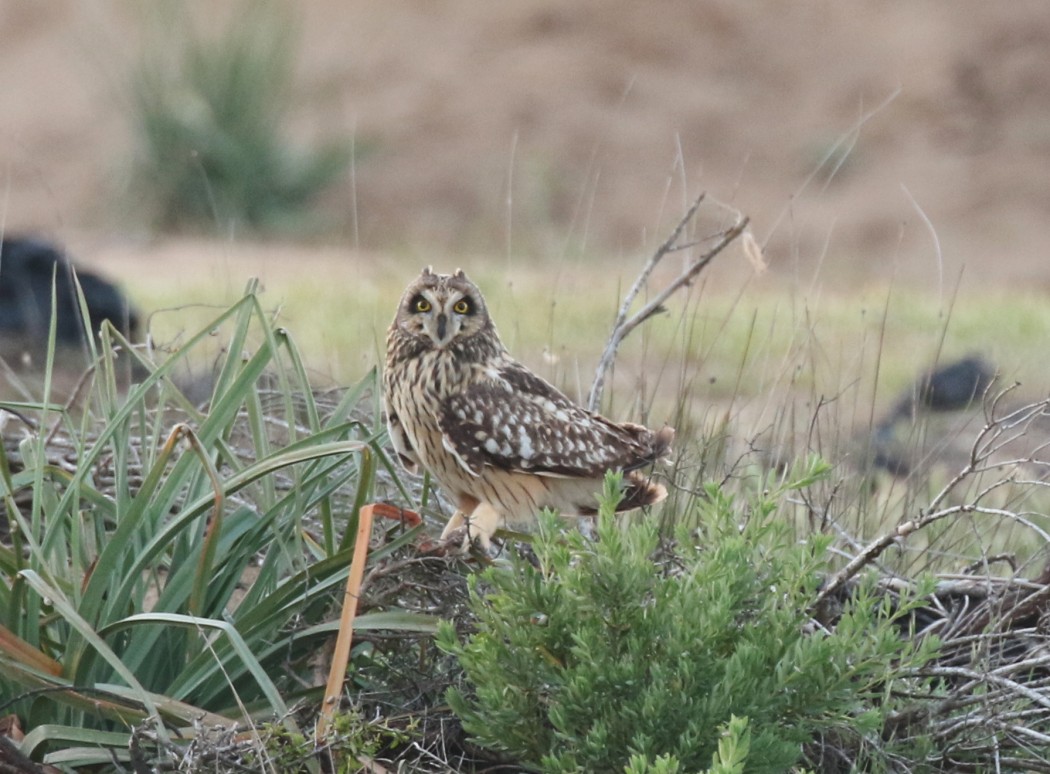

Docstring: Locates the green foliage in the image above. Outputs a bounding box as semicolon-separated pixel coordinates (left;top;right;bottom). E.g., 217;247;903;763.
252;708;414;773
127;2;353;233
625;752;683;774
438;465;940;773
707;715;751;774
625;715;751;774
0;284;432;768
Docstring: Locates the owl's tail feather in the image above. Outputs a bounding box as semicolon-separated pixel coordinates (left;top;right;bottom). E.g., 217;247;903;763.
651;425;675;460
620;424;676;471
616;470;668;511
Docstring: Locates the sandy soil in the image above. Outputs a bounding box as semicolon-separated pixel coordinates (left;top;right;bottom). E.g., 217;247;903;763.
0;3;1048;310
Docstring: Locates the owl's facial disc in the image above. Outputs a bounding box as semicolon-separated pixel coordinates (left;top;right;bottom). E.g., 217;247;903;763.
407;288;474;348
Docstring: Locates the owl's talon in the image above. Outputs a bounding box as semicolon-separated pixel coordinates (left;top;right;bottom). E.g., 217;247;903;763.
438;524;494;555
466;523;494;552
437;511;473;555
437;525;472;554
438;508;490;549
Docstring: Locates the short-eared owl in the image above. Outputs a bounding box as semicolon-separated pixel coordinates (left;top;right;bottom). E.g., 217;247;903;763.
383;267;674;548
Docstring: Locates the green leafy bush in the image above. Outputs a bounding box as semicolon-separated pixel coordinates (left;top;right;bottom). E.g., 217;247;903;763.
438;464;940;773
127;2;353;233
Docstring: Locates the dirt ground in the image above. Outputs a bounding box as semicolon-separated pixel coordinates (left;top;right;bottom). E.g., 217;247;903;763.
0;2;1048;310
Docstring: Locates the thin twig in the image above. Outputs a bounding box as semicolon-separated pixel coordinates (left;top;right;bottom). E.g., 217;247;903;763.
917;666;1050;712
587;194;749;411
814;394;1050;609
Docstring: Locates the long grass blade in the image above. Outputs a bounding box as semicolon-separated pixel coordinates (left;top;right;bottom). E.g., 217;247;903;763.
17;570;170;743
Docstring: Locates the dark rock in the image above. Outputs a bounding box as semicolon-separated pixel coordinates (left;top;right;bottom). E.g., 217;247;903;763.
871;355;996;476
0;237;139;345
914;355;994;413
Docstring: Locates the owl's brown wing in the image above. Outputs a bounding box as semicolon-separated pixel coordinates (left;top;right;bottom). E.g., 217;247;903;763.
438;363;668;478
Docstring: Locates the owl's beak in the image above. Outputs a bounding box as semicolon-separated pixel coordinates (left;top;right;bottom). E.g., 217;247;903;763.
436;313;448;342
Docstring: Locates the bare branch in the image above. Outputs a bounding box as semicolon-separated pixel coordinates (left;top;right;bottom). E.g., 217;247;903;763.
587;194;749;411
917;665;1050;712
814;394;1050;609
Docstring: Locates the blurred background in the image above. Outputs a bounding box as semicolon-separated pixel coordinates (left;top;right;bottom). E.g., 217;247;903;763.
0;1;1048;407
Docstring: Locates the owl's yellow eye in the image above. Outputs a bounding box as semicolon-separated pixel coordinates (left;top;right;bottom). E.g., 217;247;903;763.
413;297;431;313
453;299;471;315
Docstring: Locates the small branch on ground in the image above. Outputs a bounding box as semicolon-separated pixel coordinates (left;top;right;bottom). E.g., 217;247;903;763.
813;392;1050;611
587;193;749;412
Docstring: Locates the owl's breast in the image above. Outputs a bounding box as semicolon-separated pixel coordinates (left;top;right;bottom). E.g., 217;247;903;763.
384;349;469;471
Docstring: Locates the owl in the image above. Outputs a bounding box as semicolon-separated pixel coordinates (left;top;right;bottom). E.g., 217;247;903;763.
383;267;674;549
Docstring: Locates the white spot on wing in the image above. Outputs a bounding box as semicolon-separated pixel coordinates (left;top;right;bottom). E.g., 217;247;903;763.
519;432;534;460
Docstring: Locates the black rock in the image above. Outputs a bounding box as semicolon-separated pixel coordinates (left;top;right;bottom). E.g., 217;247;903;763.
0;237;139;344
916;355;994;412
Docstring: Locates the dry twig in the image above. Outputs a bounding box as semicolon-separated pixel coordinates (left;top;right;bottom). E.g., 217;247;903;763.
586;194;749;411
814;392;1050;610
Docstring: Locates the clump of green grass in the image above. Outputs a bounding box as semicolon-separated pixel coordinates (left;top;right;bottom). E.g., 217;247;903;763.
0;283;434;769
438;454;1050;772
126;2;353;233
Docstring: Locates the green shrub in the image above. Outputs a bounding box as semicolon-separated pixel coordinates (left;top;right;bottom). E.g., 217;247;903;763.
437;464;940;773
127;2;353;233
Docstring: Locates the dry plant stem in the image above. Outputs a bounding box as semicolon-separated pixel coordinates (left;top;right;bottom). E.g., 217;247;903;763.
920;664;1050;712
812;498;976;611
586;193;749;411
317;503;375;743
814;393;1050;609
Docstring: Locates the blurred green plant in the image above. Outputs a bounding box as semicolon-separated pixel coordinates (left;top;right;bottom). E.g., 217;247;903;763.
0;283;433;769
438;465;941;773
127;2;353;233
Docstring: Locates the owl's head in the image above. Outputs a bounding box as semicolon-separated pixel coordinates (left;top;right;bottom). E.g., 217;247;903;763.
391;267;494;351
